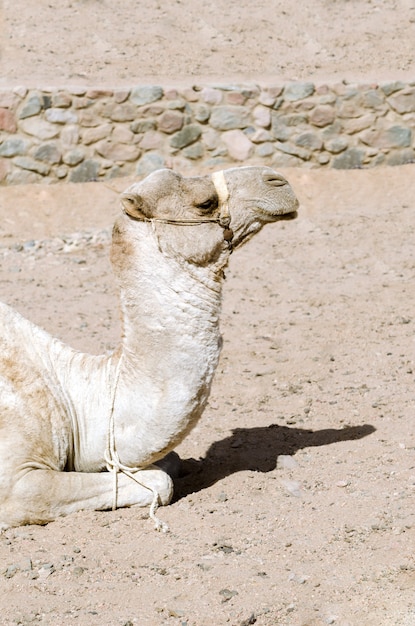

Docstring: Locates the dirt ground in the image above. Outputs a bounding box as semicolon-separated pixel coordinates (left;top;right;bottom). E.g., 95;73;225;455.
1;0;415;87
0;166;414;626
1;1;415;625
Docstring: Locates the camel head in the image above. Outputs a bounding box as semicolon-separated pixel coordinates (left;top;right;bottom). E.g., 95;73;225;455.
117;166;298;268
212;165;299;250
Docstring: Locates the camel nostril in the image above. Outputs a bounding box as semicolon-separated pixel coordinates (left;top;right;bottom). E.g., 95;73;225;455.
262;172;287;187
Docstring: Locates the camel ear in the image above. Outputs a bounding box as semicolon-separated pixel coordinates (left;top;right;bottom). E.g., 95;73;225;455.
121;193;148;220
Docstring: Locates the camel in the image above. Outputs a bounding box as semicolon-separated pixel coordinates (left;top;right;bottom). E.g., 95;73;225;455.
0;166;298;531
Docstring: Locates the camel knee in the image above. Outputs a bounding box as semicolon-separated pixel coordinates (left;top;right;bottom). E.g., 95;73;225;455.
0;492;39;529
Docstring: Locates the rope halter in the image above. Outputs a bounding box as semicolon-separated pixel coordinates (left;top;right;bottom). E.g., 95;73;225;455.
122;169;234;252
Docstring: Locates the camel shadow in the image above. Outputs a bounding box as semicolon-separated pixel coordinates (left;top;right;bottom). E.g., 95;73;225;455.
174;422;375;500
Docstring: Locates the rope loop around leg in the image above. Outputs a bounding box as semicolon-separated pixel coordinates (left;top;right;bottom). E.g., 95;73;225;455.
105;355;169;532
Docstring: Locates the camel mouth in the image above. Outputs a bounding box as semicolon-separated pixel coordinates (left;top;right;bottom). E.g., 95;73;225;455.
255;206;298;222
274;209;298;221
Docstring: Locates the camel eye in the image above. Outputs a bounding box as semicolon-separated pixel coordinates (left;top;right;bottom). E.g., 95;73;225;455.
197;197;218;212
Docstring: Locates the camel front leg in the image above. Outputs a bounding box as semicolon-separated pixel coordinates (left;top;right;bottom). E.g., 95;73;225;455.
1;465;173;530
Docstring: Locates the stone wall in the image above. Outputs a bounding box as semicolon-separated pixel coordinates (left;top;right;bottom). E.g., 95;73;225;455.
0;81;414;185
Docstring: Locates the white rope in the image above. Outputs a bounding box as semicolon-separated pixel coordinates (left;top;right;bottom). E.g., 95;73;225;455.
104;355;169;532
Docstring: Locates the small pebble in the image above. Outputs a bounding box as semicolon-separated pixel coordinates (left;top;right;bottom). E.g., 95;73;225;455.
38;563;55;580
219;588;238;602
281;479;303;497
4;564;19;579
72;566;85;577
168;608;185;618
217;492;228;502
278;454;298;470
336;480;349;488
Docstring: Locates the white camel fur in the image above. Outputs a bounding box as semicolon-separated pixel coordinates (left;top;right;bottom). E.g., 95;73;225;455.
0;166;298;530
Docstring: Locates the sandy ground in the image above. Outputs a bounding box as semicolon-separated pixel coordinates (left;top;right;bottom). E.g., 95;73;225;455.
1;0;415;87
0;165;414;626
1;1;415;625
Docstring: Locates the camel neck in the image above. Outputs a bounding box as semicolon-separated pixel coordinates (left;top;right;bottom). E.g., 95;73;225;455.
112;220;225;379
104;220;227;466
